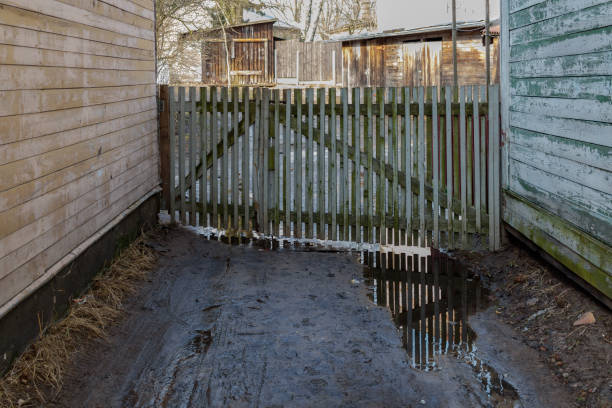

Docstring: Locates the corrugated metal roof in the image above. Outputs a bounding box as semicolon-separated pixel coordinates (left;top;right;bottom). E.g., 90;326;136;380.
336;20;486;42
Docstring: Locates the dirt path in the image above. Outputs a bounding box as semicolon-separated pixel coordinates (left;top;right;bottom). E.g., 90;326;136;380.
51;227;574;408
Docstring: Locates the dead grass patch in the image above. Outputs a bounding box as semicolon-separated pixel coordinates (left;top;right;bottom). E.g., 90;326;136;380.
0;233;157;407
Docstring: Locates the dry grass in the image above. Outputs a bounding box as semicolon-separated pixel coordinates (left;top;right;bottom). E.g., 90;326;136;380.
0;233;157;407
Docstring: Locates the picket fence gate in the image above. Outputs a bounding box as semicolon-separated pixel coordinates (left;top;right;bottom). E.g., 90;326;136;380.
159;85;501;250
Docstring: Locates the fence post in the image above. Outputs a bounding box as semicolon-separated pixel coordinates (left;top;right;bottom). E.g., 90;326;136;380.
159;85;171;211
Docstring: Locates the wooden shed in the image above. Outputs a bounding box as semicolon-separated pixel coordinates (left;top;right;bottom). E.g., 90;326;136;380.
0;0;159;371
195;19;277;86
500;1;612;304
340;21;500;88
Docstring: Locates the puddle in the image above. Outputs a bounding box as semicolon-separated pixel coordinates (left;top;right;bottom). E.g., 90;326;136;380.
362;249;521;405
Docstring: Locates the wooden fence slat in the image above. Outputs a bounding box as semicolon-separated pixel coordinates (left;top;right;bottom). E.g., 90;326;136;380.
233;87;240;229
342;88;349;241
473;86;481;232
488;85;495;251
466;86;473;210
295;89;302;238
377;87;385;244
404;87;412;246
221;87;229;229
318;88;326;239
329;88;337;241
412;87;419;245
211;87;218;227
432;87;439;247
445;86;453;248
353;87;361;242
480;86;487;217
492;85;501;250
200;87;208;226
178;86;186;224
274;89;281;236
169;86;176;223
284;88;291;236
391;88;399;245
262;88;270;235
365;88;373;243
243;87;250;230
460;86;468;248
306;88;314;238
418;87;425;246
189;87;197;226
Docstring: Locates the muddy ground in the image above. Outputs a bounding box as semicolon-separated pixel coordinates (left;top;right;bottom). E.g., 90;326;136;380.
42;226;605;407
456;241;612;408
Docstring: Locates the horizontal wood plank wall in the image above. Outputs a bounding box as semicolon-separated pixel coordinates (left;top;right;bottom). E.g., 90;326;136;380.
503;0;612;300
0;0;159;309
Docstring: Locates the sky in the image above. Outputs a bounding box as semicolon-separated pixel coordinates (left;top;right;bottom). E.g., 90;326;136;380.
376;0;500;31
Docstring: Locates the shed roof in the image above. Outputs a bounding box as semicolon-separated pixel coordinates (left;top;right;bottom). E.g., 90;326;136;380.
200;18;277;34
336;20;486;42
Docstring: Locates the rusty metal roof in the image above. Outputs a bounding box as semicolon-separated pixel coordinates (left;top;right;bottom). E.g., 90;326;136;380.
336;20;486;42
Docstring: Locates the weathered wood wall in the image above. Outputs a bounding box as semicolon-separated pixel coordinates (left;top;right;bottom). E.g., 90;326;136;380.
275;40;342;84
342;32;499;88
201;21;275;86
501;0;612;301
0;0;159;312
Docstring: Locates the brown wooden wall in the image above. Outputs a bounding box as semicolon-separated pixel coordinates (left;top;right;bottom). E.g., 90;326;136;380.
0;0;159;313
342;31;499;88
202;22;275;86
275;40;342;84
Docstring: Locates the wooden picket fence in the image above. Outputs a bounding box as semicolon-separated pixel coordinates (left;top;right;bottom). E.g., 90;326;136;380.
159;85;501;250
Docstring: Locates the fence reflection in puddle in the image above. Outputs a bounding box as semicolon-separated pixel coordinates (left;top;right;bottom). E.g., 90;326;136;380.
362;248;487;371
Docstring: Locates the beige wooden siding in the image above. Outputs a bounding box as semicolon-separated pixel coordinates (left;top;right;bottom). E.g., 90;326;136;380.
0;0;159;310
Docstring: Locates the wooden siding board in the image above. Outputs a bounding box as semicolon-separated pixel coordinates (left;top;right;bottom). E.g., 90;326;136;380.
510;25;612;62
510;0;546;14
510;76;612;100
0;24;154;60
1;0;154;40
510;1;612;45
509;111;612;147
0;4;154;51
510;95;612;122
54;0;154;31
510;0;611;29
510;51;612;77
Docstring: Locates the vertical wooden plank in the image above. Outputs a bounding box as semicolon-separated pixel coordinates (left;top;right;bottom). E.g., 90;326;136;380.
445;86;453;249
233;87;240;230
391;88;399;245
168;86;177;223
221;87;229;229
284;88;291;236
432;87;439;247
274;89;281;236
466;86;473;211
262;88;270;235
329;88;337;241
242;87;250;230
189;87;197;226
472;86;481;232
492;85;501;250
318;88;326;240
376;87;385;244
342;88;349;241
295;89;303;238
418;87;425;246
159;86;171;212
365;88;373;243
412;87;419;245
253;88;261;231
404;87;412;246
459;86;467;248
353;87;361;242
480;86;487;219
488;85;495;251
200;87;208;226
178;86;187;225
211;87;218;228
306;88;314;238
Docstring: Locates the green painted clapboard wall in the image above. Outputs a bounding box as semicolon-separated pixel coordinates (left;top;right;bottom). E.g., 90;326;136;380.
500;0;612;301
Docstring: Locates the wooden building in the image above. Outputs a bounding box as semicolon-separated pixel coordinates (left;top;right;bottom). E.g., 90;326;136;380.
500;0;611;304
340;21;499;88
195;19;278;86
0;0;159;371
